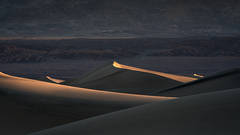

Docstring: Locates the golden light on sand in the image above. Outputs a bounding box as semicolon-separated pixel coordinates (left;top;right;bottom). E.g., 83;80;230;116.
193;74;204;78
46;76;65;83
113;61;124;68
113;61;197;83
0;72;176;104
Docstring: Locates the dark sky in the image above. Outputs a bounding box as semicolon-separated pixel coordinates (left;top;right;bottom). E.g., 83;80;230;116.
0;0;240;37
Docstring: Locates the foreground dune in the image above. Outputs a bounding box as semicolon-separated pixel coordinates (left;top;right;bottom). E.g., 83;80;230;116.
58;61;196;94
155;68;240;96
0;72;174;135
0;72;173;105
29;88;240;135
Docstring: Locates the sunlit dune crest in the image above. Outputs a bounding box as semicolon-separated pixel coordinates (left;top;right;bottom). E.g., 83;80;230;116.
155;68;240;96
46;76;65;83
193;73;204;78
60;62;186;95
0;72;14;78
113;61;197;83
0;72;177;135
0;72;176;104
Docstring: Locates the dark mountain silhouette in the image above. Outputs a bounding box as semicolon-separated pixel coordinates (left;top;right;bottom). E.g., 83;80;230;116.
1;0;240;37
0;37;240;63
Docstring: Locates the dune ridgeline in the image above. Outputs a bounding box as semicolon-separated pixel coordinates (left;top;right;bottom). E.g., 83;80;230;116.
48;61;196;94
0;61;240;135
0;71;174;135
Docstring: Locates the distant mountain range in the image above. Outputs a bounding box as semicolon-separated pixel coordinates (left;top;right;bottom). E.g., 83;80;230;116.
1;0;240;37
0;37;239;63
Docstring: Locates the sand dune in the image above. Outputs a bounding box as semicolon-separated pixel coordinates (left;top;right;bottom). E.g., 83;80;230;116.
0;94;77;135
113;61;197;82
0;72;174;135
29;88;240;135
1;65;239;135
155;68;240;96
60;61;196;94
0;72;173;105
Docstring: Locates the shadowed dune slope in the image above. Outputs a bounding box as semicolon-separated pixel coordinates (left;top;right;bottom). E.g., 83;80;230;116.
154;68;240;97
0;95;78;135
0;72;174;135
60;61;196;94
29;88;240;135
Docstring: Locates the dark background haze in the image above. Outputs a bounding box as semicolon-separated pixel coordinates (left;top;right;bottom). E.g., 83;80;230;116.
0;0;240;37
0;0;240;80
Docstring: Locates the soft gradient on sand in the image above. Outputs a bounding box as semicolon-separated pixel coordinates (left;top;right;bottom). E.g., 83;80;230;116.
0;72;175;135
29;89;240;135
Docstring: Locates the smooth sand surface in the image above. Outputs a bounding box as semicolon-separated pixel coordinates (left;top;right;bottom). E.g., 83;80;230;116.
0;72;174;135
29;88;240;135
60;61;196;94
0;95;77;135
155;68;240;96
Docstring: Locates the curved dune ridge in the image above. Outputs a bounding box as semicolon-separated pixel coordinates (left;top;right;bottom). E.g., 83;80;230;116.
59;61;196;94
29;88;240;135
0;72;175;106
155;68;240;97
193;73;204;78
0;72;175;135
1;66;239;135
46;76;65;83
113;61;197;83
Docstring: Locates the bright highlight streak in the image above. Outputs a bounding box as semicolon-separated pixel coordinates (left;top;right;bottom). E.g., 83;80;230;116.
46;76;65;83
113;61;197;83
193;74;204;78
0;72;176;103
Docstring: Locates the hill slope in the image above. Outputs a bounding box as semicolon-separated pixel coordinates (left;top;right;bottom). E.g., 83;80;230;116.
0;72;173;135
59;61;196;94
154;68;240;96
29;88;240;135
